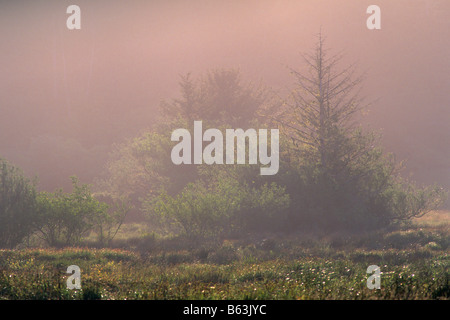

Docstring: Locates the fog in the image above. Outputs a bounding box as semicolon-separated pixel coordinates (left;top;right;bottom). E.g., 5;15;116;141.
0;0;449;203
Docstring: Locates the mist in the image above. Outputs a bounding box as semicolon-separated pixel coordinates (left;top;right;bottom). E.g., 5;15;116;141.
0;0;449;200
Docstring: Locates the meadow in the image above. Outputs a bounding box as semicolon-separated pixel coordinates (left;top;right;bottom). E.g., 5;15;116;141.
0;211;448;300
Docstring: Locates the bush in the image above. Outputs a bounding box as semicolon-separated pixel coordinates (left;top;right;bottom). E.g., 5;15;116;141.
35;177;108;247
146;172;289;238
0;158;38;248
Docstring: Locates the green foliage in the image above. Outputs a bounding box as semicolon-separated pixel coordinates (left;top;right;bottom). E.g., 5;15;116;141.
264;36;447;233
381;181;447;221
96;119;200;222
99;68;285;237
276;130;446;233
0;158;38;248
146;170;289;238
0;227;448;300
91;193;131;247
36;177;109;247
97;69;266;220
98;44;447;238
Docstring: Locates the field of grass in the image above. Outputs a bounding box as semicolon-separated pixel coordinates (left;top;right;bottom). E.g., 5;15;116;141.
0;212;448;300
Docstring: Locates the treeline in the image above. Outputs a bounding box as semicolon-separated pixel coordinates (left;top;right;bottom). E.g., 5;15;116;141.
0;39;446;248
98;38;446;238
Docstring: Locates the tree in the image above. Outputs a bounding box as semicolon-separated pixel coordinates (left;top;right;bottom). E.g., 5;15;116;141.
96;123;199;222
92;193;131;246
36;177;109;247
266;34;446;232
268;33;365;172
0;158;38;248
160;69;265;128
145;167;289;238
97;69;268;219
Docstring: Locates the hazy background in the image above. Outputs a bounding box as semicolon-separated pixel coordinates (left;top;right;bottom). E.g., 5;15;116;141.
0;0;448;206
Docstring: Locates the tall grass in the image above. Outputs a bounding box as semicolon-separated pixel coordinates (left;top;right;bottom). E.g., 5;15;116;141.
1;212;448;300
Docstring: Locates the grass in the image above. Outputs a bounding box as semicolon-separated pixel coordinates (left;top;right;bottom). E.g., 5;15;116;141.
0;212;448;300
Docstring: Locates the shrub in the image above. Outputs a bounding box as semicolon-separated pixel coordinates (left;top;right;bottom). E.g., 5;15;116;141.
35;177;108;247
146;173;289;238
0;158;38;248
207;243;240;265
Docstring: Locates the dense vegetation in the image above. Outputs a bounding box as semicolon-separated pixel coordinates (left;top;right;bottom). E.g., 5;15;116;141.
97;38;447;239
0;213;448;300
0;38;448;300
